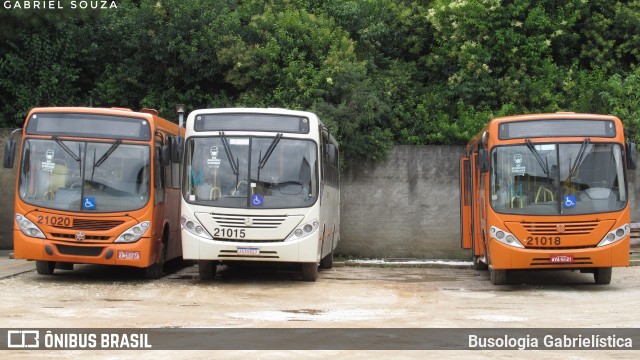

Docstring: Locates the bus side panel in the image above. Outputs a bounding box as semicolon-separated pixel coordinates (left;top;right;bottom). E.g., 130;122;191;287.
470;153;485;258
460;158;472;249
320;185;340;260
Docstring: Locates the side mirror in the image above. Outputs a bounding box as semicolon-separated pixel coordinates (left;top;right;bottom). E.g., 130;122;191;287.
627;142;637;170
325;144;336;164
3;139;16;169
172;136;184;163
478;148;488;173
160;144;171;166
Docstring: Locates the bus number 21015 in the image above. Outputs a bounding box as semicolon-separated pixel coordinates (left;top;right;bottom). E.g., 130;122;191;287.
213;228;246;239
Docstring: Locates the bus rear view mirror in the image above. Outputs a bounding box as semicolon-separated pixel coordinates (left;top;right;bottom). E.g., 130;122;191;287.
325;144;336;164
478;149;489;173
627;142;637;170
3;139;16;169
160;144;171;166
172;136;184;163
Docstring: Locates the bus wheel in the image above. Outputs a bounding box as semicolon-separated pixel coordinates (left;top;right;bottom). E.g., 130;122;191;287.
144;242;166;279
319;249;334;269
489;266;508;285
35;260;56;275
594;267;612;285
472;256;488;270
472;240;487;270
301;262;318;282
198;260;217;280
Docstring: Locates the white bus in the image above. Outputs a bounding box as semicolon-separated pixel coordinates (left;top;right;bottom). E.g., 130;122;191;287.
180;108;340;281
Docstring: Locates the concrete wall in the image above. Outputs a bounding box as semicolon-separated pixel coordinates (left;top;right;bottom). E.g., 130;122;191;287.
336;145;468;259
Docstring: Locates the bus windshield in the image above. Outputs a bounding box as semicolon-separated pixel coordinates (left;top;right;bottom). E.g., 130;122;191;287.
490;142;626;215
184;136;318;209
18;138;151;212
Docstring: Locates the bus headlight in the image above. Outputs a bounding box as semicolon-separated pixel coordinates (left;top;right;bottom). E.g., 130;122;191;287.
15;214;45;238
490;226;524;248
115;221;150;243
286;219;319;242
181;215;212;240
598;224;630;247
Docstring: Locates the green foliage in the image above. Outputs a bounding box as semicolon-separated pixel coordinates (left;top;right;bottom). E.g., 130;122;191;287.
600;69;640;143
1;0;640;163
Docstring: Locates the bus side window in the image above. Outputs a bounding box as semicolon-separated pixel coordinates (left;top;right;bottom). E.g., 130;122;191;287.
155;142;165;204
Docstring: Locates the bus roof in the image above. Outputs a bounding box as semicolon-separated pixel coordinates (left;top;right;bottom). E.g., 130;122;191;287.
26;106;178;134
185;107;336;146
488;112;619;124
189;107;319;117
28;106;153;118
187;107;325;127
468;112;621;147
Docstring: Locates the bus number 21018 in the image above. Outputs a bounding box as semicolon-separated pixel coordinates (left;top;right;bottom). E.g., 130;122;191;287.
526;236;561;246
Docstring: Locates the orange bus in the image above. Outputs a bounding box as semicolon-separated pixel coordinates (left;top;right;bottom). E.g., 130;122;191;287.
3;107;182;278
460;113;637;285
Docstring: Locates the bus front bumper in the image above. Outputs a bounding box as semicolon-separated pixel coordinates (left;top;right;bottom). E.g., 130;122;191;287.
13;231;155;268
181;230;321;263
489;237;630;270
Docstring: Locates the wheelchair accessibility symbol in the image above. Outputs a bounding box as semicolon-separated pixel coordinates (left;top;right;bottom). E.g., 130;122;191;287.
563;195;576;208
83;197;96;210
251;194;263;207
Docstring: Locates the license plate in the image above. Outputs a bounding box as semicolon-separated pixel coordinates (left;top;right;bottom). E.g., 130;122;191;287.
117;251;141;260
550;255;573;263
237;247;260;256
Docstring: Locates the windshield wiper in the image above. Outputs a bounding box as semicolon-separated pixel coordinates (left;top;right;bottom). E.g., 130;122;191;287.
256;133;283;184
258;133;282;169
525;139;550;176
219;132;239;175
94;140;121;168
569;138;590;179
52;136;80;162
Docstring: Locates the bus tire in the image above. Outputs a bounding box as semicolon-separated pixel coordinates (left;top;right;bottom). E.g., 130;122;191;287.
489;266;508;285
594;267;612;285
198;260;217;280
144;241;166;280
472;255;488;270
319;249;334;269
301;262;318;282
35;260;55;275
472;238;488;271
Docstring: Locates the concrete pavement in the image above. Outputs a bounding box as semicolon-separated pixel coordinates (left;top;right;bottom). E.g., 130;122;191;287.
0;250;34;278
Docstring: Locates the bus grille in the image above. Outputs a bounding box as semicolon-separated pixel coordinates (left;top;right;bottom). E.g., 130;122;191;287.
50;233;111;242
51;219;125;231
521;221;599;235
55;244;104;257
210;214;287;229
